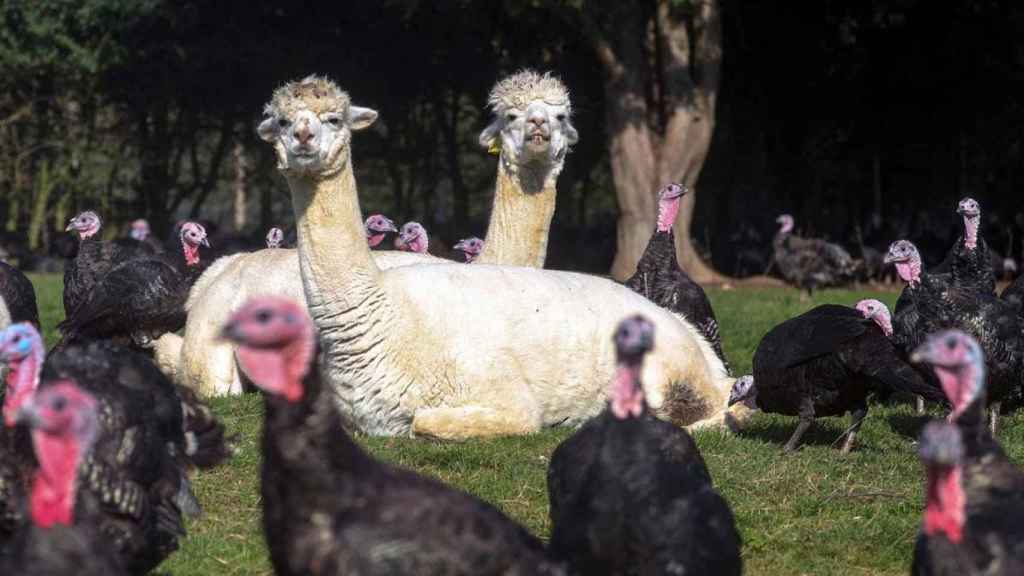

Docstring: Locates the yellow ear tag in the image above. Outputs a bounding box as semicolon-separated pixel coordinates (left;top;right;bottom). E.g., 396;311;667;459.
487;140;500;156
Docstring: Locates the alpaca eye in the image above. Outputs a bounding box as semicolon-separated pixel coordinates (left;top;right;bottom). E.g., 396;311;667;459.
506;113;518;122
327;117;341;126
556;114;566;121
278;118;290;128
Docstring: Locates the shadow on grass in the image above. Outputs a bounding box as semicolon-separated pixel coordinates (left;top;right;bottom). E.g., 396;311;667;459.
739;417;857;452
885;411;933;442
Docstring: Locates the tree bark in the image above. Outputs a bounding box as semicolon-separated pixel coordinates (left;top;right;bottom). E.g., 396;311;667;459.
573;0;726;283
233;137;248;232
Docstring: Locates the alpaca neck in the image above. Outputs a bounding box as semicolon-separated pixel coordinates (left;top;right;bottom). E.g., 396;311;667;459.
286;162;384;313
475;161;557;268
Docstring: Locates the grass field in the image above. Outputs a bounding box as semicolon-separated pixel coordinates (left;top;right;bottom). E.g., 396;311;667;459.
25;274;1024;575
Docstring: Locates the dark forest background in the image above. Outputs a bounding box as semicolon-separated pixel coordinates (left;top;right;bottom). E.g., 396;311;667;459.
1;0;1022;279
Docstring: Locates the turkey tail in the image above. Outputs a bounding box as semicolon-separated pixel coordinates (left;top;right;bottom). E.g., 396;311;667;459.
176;384;235;469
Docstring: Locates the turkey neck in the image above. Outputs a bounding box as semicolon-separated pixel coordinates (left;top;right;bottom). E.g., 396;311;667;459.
962;215;979;251
475;160;557;268
30;433;83;528
262;367;368;484
285;155;391;327
635;230;676;274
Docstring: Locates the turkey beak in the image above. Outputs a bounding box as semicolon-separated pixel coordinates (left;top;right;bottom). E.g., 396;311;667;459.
201;237;210;248
383;220;398;233
909;343;931;365
15;401;41;428
65;220;75;232
219;321;242;343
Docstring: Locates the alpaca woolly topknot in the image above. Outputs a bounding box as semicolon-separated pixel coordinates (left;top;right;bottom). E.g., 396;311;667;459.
264;75;352;117
487;70;571;114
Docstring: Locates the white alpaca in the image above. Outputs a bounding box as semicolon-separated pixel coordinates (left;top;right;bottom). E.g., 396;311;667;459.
259;75;740;439
156;70;581;396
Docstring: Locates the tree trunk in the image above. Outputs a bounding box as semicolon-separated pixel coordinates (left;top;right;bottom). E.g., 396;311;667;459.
233;138;248;232
574;0;726;283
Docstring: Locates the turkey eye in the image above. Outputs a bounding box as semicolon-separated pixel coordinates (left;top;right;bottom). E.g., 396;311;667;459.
256;310;273;324
51;397;67;412
945;336;957;349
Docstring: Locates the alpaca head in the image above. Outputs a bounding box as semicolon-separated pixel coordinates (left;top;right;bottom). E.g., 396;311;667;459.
257;75;378;178
130;219;150;241
395;222;429;254
364;214;398;247
453;237;485;262
911;330;985;423
266;227;284;248
479;70;578;192
855;299;893;337
775;214;794;234
65;211;101;240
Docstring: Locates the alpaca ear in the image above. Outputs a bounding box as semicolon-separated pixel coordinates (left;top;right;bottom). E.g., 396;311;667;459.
564;121;579;145
257;115;279;142
479;120;501;150
349;107;378;131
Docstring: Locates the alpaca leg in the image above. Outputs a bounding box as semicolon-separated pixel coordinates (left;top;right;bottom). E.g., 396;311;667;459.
412;404;540;440
784;398;815;453
840;404;868;455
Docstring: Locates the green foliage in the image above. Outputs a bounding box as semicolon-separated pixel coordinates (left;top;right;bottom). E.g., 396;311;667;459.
26;274;1023;575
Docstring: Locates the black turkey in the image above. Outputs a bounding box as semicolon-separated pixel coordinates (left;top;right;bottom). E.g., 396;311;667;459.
266;227;285;248
453;236;484;263
889;239;1024;433
547;314;741;576
935;198;996;296
912;330;1024;496
624;183;727;368
910;420;1024;575
364;213;398;250
0;419;28;548
886;240;955;357
62;210;147;318
113;218;163;256
0;382;127;575
772;213;859;295
0;261;39;328
222;297;565;576
394;221;430;254
1003;274;1024;315
57;221;210;349
730;301;944;453
1;323;232;574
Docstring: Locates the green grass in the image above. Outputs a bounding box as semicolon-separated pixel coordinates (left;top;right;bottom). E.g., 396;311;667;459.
24;275;1024;575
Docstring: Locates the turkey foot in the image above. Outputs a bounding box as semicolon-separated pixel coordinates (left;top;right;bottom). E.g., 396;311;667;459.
839;405;868;455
